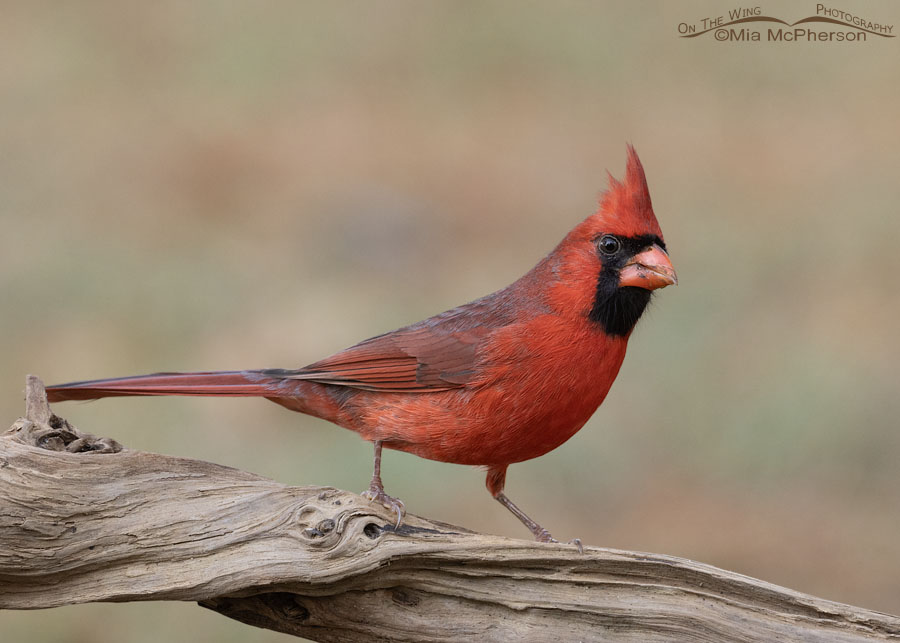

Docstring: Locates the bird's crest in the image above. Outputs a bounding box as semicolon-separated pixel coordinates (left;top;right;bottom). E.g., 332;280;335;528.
594;145;663;240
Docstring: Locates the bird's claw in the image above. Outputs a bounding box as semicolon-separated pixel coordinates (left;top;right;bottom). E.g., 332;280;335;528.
361;486;406;528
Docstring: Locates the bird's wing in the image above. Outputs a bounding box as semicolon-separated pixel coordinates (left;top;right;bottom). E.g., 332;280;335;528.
279;323;490;393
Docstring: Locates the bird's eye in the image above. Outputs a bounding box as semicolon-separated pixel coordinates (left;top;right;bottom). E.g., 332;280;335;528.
597;235;620;256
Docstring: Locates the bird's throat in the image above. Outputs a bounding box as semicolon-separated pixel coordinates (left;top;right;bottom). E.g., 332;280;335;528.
588;277;652;337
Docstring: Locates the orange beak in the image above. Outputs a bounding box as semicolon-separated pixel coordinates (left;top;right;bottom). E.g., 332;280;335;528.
618;244;677;290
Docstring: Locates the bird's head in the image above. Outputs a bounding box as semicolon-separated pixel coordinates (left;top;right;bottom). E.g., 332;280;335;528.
546;145;677;336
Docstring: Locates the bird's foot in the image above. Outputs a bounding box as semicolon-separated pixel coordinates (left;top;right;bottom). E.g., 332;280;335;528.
534;527;557;543
535;528;584;554
361;484;406;528
493;491;584;553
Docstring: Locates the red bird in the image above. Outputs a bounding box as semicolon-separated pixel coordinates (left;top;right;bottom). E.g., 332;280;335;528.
47;146;676;543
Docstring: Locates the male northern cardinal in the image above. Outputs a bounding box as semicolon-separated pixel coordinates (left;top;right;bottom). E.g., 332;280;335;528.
47;146;676;543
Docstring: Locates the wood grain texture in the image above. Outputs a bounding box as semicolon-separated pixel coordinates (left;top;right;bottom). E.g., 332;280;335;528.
2;376;899;641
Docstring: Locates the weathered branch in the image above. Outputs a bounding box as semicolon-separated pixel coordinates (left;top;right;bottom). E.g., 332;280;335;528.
2;376;899;641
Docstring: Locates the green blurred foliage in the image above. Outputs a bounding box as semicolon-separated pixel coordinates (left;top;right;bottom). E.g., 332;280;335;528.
2;1;899;640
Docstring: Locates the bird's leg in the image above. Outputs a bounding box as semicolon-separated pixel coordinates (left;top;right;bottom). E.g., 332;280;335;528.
360;440;405;528
494;492;557;542
486;466;583;552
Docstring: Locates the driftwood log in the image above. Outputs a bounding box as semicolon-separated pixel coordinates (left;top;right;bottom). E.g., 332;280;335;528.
2;376;899;642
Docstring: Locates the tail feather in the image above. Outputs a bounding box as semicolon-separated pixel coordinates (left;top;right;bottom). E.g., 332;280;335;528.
46;371;280;402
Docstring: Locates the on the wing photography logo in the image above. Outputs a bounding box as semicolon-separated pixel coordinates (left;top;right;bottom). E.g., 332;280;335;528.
677;4;894;43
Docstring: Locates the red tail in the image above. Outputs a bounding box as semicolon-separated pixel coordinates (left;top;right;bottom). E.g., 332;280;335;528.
46;371;281;402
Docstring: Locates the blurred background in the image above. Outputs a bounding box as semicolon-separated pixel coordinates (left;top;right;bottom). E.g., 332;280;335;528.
2;1;899;640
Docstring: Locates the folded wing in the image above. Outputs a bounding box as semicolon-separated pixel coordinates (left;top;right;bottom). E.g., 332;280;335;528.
279;324;489;392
